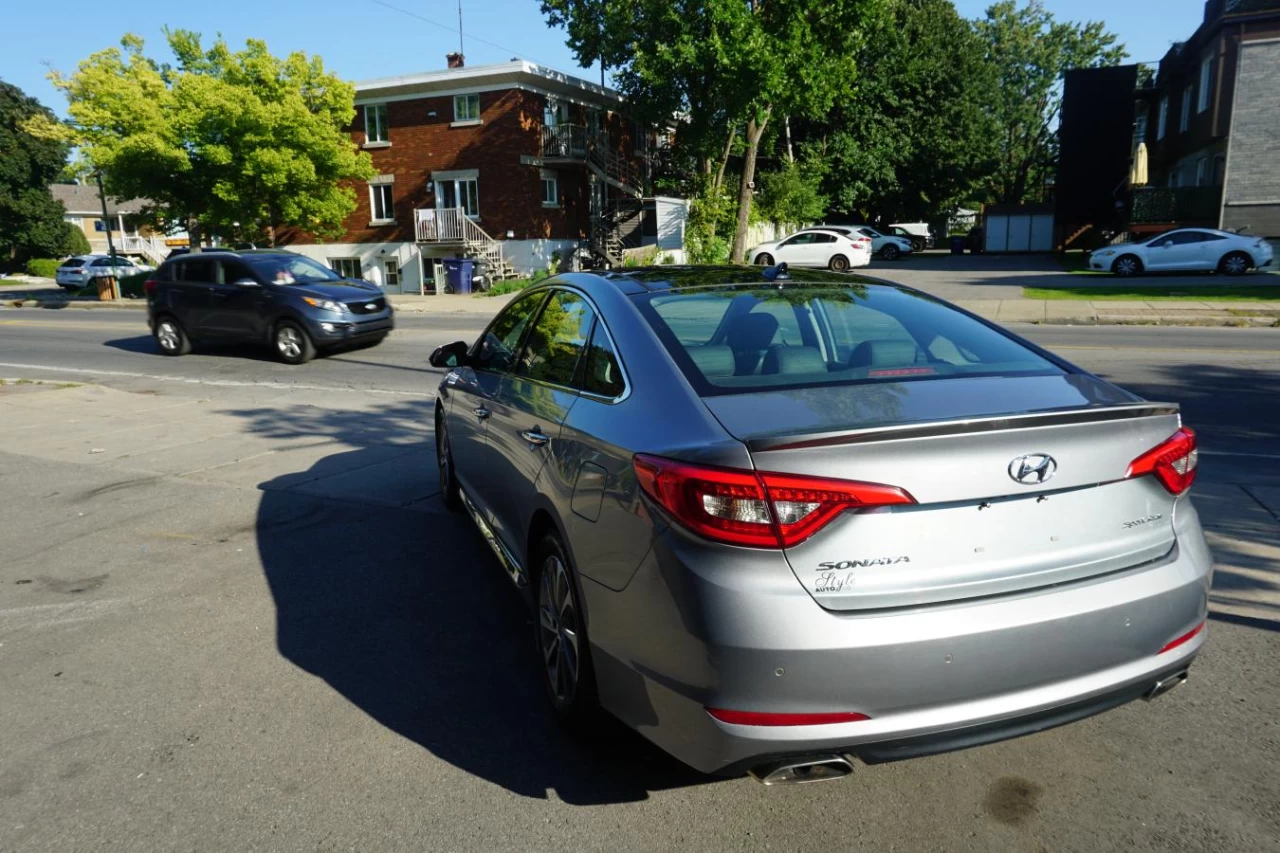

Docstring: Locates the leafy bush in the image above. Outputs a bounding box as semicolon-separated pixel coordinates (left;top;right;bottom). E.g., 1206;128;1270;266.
25;258;61;278
63;222;91;256
118;271;149;298
756;160;828;225
484;278;534;297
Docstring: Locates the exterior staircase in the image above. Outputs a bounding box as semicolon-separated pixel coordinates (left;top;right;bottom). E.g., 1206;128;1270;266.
116;234;169;266
414;208;516;281
590;199;645;267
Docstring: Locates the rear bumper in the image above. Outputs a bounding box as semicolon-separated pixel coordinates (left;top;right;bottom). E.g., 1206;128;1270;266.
587;498;1212;775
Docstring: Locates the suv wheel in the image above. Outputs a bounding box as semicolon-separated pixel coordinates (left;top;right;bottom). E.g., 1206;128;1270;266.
881;244;901;261
274;320;316;365
153;316;191;356
535;533;599;728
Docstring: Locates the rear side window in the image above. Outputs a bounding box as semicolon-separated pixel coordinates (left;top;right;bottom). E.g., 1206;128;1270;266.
177;259;215;283
516;290;595;387
92;258;114;266
636;285;1063;396
474;290;546;372
582;321;625;398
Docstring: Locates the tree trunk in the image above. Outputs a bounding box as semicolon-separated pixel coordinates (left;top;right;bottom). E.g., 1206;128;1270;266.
784;116;793;164
187;215;202;254
712;127;737;196
729;109;771;264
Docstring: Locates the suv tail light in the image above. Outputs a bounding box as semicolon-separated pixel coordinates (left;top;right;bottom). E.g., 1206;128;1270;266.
143;279;158;295
633;454;915;548
1126;427;1198;494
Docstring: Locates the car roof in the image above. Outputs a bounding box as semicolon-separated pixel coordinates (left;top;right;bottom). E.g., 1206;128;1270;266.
554;265;905;296
161;249;300;262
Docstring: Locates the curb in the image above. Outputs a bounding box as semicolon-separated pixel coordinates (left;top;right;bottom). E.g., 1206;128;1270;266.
1038;315;1279;328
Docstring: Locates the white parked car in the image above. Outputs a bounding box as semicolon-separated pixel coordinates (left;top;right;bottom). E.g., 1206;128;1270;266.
846;225;914;261
749;229;873;272
1091;229;1275;276
54;254;150;289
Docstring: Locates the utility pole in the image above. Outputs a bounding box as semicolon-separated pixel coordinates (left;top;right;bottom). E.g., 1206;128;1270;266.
95;170;120;299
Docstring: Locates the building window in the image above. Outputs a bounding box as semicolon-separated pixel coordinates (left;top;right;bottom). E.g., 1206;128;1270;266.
1214;154;1226;185
1196;157;1208;186
540;169;558;207
436;174;480;218
369;183;394;223
364;104;388;144
330;258;362;279
94;219;106;232
1198;57;1212;113
384;258;400;287
544;96;569;128
453;94;481;122
1179;87;1192;133
1157;96;1168;140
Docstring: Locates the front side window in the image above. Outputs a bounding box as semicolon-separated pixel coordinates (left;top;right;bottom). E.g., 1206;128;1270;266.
517;290;596;387
365;104;388;143
370;183;394;222
1198;57;1212;113
473;290;547;372
781;234;816;247
219;260;256;285
249;254;343;284
636;284;1063;396
453;94;480;122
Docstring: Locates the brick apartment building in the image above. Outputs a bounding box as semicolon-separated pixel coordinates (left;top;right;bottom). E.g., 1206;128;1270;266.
1057;0;1280;244
280;57;677;294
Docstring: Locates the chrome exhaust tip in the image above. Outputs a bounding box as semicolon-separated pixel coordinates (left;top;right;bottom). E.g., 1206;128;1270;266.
749;755;856;786
1144;670;1189;701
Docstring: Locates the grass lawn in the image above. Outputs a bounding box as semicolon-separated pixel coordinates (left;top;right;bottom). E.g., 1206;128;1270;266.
1024;284;1280;301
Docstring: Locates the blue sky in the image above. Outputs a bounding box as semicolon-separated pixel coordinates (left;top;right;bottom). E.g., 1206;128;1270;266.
5;0;1209;116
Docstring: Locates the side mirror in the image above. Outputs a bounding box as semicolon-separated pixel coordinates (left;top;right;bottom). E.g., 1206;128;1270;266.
429;340;470;368
233;278;261;287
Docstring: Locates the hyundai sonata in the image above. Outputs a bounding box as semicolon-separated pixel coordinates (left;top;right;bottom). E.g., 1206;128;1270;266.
429;266;1210;783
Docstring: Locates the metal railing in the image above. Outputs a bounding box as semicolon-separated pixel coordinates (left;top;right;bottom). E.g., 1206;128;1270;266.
414;207;469;243
1130;186;1222;224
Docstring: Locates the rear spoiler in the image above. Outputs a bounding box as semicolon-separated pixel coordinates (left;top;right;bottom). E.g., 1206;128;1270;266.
748;403;1180;453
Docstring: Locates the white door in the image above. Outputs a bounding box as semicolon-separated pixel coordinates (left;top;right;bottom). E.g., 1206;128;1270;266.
774;233;820;266
1030;215;1054;251
1146;231;1202;270
985;216;1009;252
1007;216;1032;252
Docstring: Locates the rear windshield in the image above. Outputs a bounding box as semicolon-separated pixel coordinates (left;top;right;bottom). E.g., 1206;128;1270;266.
59;258;86;268
635;284;1064;396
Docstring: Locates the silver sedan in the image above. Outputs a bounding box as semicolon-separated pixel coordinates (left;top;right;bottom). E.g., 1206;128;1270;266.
429;266;1210;783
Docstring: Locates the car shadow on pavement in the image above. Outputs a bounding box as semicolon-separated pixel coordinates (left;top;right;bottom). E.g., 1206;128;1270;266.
252;428;711;803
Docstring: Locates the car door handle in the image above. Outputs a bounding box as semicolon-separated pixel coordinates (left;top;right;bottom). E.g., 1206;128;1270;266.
520;429;550;447
473;407;491;420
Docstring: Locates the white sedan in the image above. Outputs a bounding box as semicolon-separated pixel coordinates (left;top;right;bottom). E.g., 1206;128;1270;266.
748;229;873;272
1091;228;1274;276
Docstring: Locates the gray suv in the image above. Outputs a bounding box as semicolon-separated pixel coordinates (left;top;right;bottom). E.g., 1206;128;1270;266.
145;250;394;364
429;266;1210;783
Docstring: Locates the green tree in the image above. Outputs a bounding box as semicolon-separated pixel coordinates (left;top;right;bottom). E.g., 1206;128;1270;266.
50;31;374;249
796;0;1001;222
976;0;1126;205
62;220;91;255
0;81;70;268
544;0;883;262
756;158;828;225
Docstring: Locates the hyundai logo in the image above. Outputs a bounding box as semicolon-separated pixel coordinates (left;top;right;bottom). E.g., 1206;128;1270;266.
1009;453;1057;485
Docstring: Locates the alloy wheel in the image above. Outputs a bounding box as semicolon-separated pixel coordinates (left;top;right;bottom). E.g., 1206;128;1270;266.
538;555;580;706
1114;257;1139;276
157;321;179;351
277;326;303;360
1224;254;1248;275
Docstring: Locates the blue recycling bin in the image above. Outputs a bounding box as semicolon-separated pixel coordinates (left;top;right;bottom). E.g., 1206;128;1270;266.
949;235;966;255
442;258;474;294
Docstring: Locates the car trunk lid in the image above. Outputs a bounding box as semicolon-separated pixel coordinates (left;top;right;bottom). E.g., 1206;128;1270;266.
702;375;1185;610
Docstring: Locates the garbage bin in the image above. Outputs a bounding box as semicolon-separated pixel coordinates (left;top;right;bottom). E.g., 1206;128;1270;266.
96;275;116;301
949;235;966;256
442;258;474;294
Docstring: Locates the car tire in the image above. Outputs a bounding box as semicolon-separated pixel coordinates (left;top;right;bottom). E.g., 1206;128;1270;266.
1111;255;1143;277
1219;252;1251;276
153;315;191;356
881;245;901;261
828;254;850;272
754;253;774;266
435;408;463;512
274;320;315;365
911;238;926;253
533;531;600;729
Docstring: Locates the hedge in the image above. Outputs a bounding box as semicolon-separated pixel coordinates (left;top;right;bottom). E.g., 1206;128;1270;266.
25;258;61;278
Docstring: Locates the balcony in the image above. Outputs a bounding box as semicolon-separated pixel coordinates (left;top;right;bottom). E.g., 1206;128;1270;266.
540;124;608;159
1130;186;1222;225
414;208;470;243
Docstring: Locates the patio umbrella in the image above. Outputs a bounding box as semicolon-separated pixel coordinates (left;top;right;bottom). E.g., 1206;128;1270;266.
1130;142;1149;187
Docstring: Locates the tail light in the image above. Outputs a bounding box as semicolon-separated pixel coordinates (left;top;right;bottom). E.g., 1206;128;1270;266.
633;454;915;548
1126;427;1198;494
144;279;158;295
707;708;870;726
1158;620;1205;654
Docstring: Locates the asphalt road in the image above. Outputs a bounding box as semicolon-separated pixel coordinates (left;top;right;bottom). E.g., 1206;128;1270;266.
1;308;1279;852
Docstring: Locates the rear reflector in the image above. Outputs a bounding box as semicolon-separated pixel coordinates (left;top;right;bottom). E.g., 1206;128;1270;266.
707;708;870;727
1158;620;1205;654
143;279;158;295
634;454;915;548
1126;426;1198;494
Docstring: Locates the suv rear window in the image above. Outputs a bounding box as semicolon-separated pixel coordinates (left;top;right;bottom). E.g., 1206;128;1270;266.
635;284;1064;396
